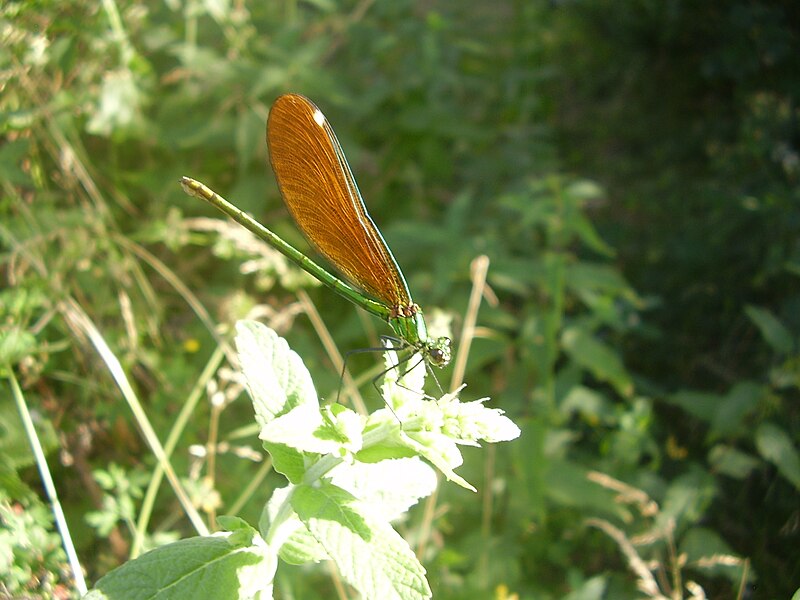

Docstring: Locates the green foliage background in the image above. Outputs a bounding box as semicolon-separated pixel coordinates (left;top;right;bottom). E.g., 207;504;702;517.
2;0;798;598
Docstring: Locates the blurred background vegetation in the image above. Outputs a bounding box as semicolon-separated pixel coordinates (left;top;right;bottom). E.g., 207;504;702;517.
2;0;799;598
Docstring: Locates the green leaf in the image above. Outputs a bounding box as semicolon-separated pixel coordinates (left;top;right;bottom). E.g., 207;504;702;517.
397;430;474;492
355;442;416;463
666;390;721;423
259;403;363;456
560;177;615;257
0;326;37;366
710;381;763;439
755;422;800;490
510;420;548;521
329;457;437;522
708;445;760;479
559;385;614;425
660;468;716;527
0;397;58;469
291;480;369;535
89;533;276;600
561;327;633;398
262;442;307;484
263;486;330;565
0;457;36;500
680;526;735;560
292;481;431;600
745;305;794;354
570;211;616;257
278;525;330;566
235;321;318;426
562;575;607;600
0;139;33;186
542;458;625;518
216;516;257;546
86;68;146;137
566;263;631;297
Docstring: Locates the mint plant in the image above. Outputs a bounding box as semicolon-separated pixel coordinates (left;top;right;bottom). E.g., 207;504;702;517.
87;321;519;600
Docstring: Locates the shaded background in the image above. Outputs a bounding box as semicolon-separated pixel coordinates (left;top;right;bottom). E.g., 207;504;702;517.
2;0;799;598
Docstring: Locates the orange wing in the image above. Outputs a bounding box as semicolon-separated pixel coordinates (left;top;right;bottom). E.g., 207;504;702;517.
267;94;413;310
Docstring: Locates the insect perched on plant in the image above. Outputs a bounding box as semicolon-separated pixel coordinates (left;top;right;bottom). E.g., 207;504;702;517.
182;93;451;373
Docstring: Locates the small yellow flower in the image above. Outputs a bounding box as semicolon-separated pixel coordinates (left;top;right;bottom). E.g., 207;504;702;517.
495;583;520;600
666;434;688;460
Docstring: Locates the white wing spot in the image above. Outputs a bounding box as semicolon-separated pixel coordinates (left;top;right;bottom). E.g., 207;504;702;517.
313;109;325;127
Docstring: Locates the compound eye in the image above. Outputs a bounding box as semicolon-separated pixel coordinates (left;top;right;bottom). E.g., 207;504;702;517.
427;337;452;368
430;348;444;365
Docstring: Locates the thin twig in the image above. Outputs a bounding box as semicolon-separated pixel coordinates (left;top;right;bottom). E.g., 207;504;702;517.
206;387;224;529
131;344;226;557
61;297;209;536
586;518;668;599
227;457;274;516
7;370;88;595
415;476;441;560
587;470;659;517
450;255;490;391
